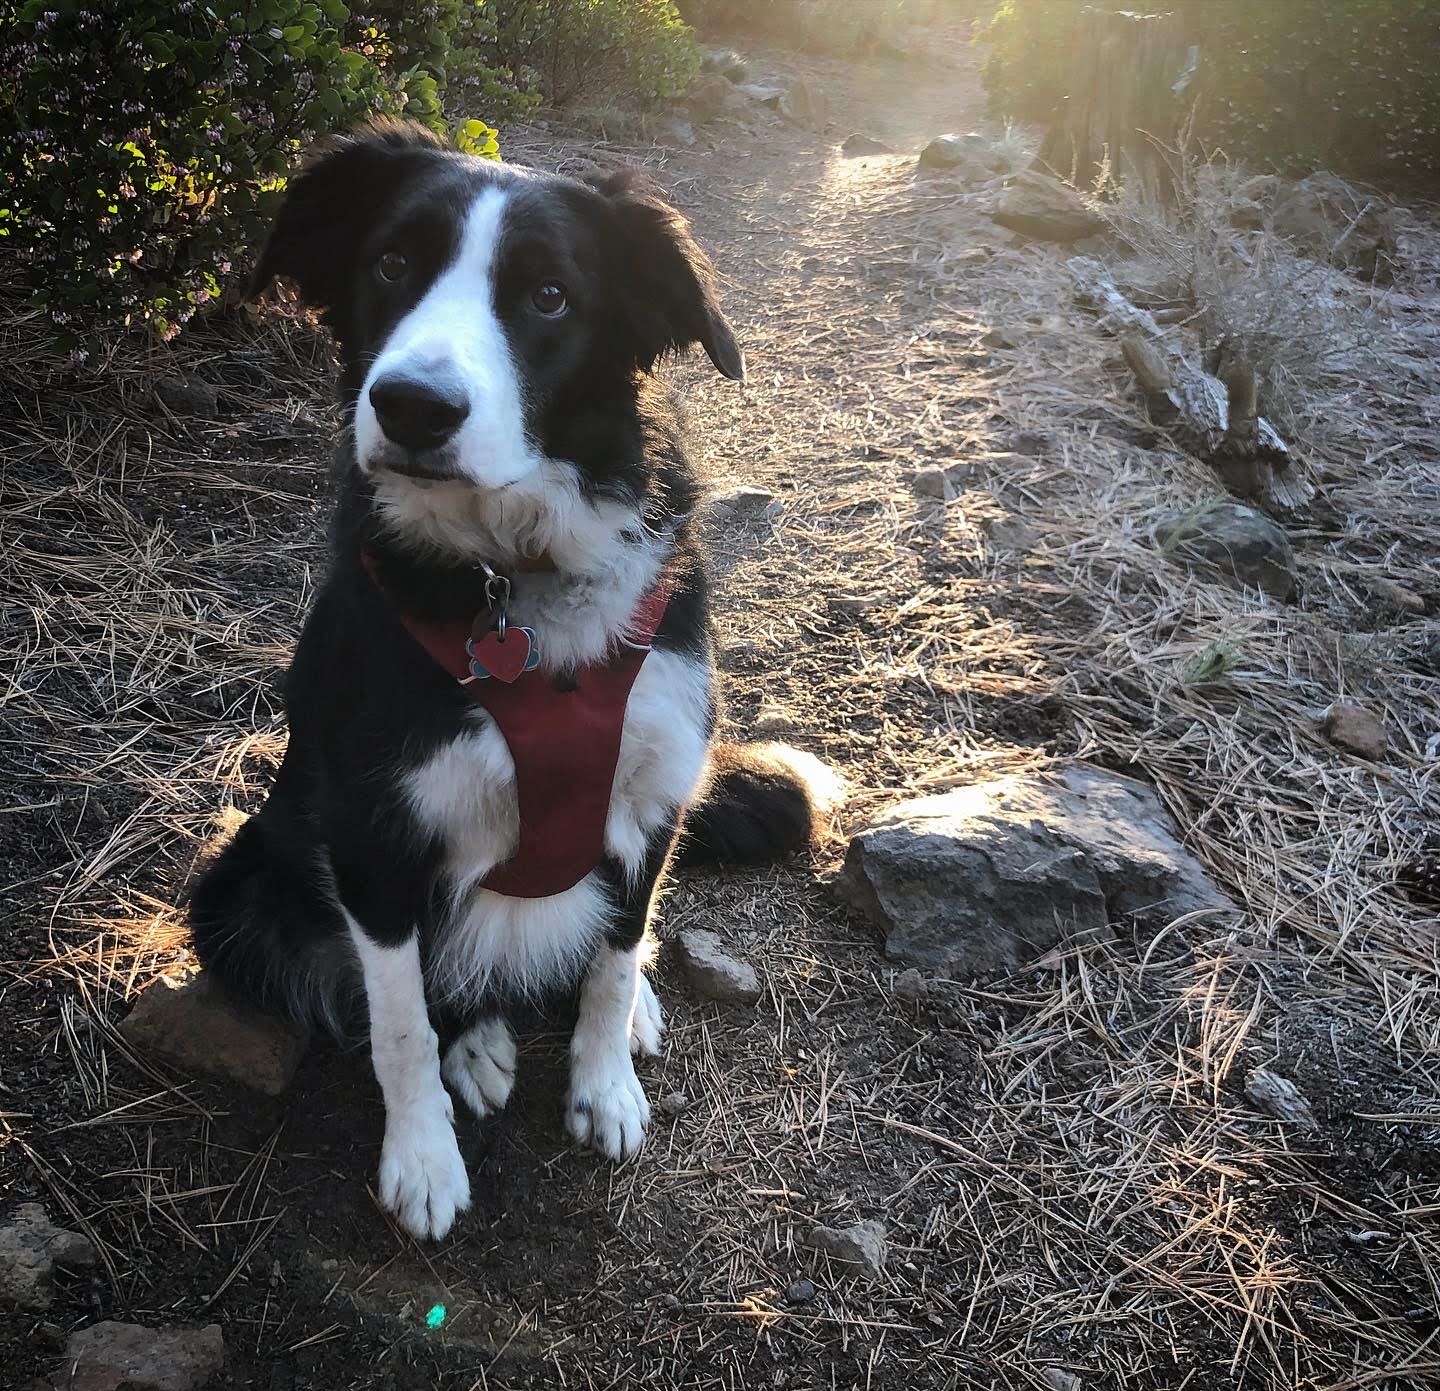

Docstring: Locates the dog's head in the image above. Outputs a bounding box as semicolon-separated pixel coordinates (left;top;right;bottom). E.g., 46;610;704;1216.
250;119;743;494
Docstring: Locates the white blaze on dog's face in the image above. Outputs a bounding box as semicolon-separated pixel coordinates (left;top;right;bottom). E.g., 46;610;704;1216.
353;187;538;490
249;122;745;518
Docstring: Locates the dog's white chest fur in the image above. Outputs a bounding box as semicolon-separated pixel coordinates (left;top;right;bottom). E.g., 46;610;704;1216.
405;646;711;1003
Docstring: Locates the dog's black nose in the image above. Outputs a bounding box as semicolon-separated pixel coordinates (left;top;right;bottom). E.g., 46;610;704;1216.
369;374;470;451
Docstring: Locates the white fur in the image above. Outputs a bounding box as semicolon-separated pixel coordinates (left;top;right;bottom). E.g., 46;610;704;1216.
568;942;655;1158
346;919;470;1240
631;974;664;1058
356;187;539;491
442;1016;518;1119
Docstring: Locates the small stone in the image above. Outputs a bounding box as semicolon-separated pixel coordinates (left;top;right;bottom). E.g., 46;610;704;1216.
1041;1371;1081;1391
912;466;958;501
752;705;797;739
1007;431;1053;458
841;133;893;157
676;929;762;1004
779;77;829;131
982;513;1035;553
1365;576;1426;615
1156;502;1298;603
805;1219;887;1279
661;1292;682;1310
831;593;883;615
0;1204;97;1310
918;132;990;172
784;1278;816;1305
1244;1067;1319;1131
736;83;786;108
120;971;308;1097
993;170;1105;244
981;326;1022;350
1321;702;1389;761
153;376;219;418
319;1258;338;1272
893;967;928;1004
710;485;782;524
57;1321;225;1391
658;1091;689;1117
1344;1230;1391;1246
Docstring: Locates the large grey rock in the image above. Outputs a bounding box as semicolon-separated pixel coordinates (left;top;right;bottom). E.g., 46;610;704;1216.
993;171;1104;244
806;1219;888;1279
1271;172;1397;282
1157;502;1298;602
677;929;761;1004
56;1321;225;1391
837;767;1230;974
0;1204;96;1310
121;972;307;1097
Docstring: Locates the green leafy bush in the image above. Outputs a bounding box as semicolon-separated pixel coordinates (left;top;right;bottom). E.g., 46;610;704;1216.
981;0;1440;187
0;1;508;347
490;0;699;109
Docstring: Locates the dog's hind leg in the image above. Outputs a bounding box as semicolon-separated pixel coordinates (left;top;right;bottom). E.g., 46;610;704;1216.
346;917;471;1240
567;821;673;1160
441;1015;517;1120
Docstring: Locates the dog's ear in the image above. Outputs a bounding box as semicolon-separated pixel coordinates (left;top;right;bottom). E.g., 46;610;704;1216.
248;119;446;334
593;170;745;382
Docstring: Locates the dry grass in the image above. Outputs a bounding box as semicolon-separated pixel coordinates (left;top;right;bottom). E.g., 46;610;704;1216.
4;34;1439;1391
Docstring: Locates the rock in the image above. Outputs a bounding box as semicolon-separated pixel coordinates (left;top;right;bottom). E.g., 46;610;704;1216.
841;133;894;157
805;1219;887;1279
1226;173;1281;232
893;967;928;1004
981;513;1035;553
751;705;797;739
779;77;829;131
918;132;990;172
686;74;747;124
1271;172;1398;282
836;766;1230;974
120;971;308;1097
912;465;959;501
710;484;783;524
981;325;1022;350
658;1091;689;1117
1366;575;1426;616
736;83;786;109
0;1204;96;1310
993;171;1104;244
57;1322;225;1391
1007;430;1054;458
152;376;219;418
676;929;762;1004
1156;503;1297;602
659;115;695;149
1244;1067;1319;1131
785;1277;816;1305
700;47;748;83
1321;702;1389;761
1041;1371;1082;1391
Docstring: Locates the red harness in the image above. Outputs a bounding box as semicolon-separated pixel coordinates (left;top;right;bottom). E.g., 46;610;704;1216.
362;552;672;899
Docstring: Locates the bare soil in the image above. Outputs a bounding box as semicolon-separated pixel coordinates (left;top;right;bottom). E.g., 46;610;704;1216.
4;27;1438;1391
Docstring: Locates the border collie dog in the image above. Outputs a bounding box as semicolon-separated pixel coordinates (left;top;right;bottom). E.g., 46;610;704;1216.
189;121;833;1242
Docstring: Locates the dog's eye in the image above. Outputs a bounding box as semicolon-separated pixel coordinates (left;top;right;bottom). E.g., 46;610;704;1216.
531;281;567;316
376;250;408;284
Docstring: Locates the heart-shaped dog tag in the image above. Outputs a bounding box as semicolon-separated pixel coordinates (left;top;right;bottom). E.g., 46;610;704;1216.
467;626;540;683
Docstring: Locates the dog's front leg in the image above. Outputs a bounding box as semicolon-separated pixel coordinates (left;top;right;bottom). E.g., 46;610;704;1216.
346;917;471;1239
567;825;672;1159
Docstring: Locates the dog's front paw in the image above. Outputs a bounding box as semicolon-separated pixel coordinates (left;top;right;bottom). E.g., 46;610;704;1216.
377;1102;471;1240
630;974;664;1058
442;1017;517;1120
568;1051;651;1160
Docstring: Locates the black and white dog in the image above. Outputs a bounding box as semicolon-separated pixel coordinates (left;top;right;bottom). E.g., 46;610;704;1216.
189;121;835;1241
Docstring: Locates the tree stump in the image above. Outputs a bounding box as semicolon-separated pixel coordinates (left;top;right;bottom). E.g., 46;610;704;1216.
1039;7;1195;203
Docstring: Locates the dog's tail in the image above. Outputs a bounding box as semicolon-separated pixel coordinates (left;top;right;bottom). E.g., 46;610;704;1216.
187;803;362;1040
676;741;845;868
